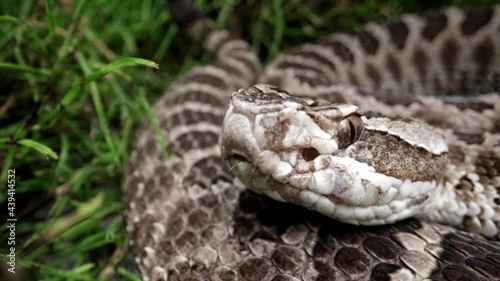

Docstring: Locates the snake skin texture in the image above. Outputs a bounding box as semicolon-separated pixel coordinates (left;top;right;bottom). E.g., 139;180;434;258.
124;2;500;280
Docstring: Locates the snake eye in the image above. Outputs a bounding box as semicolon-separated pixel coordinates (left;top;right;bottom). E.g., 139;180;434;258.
337;115;363;149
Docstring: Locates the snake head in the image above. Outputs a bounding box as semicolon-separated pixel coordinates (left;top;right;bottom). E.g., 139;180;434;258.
219;84;448;225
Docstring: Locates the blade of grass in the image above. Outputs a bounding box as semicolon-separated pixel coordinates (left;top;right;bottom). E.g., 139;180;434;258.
0;15;21;23
44;0;56;54
76;52;120;165
137;88;169;159
83;57;158;84
0;62;51;77
17;138;59;159
53;0;87;71
24;193;105;252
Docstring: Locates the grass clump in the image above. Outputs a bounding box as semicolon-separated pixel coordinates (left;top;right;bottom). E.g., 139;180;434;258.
0;0;495;280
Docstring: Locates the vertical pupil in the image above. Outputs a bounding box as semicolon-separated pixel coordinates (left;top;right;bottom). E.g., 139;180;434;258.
348;120;356;144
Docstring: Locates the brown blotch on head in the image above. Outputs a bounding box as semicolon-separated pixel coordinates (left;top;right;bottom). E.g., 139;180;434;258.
358;30;379;55
422;12;448;41
461;7;494;36
441;38;460;77
386;20;409;50
352;130;448;182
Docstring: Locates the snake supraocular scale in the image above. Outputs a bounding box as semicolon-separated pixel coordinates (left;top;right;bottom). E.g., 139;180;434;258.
125;1;500;280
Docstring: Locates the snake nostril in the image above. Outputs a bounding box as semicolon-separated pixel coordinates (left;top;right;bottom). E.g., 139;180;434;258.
302;147;320;162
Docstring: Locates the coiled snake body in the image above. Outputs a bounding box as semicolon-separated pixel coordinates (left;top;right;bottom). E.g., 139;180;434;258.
125;2;500;280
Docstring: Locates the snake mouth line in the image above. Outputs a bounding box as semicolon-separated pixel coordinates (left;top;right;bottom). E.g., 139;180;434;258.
228;153;250;164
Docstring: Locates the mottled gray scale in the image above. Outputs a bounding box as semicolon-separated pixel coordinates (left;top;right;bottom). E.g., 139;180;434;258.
169;89;224;107
422;12;448;41
426;244;465;264
386;20;409;49
188;209;210;228
441;38;460;78
317;38;354;63
213;267;238;281
287;48;337;73
317;92;347;104
169;131;219;155
371;263;403;280
447;239;485;257
443;98;495;112
474;149;500;179
213;60;244;78
275;61;329;80
165;214;186;238
186;156;230;188
210;33;236;53
461;7;494;36
333;229;369;246
232;52;260;77
466;257;500;278
239;258;274;281
313;261;339;280
413;47;429;81
334;247;371;275
366;62;382;90
271;246;306;273
175;230;198;254
385;54;402;82
458;71;472;94
293;73;331;87
187;71;227;89
182;110;222;126
432;78;445;95
168;110;221;128
473;37;495;76
363;236;400;261
358;30;379;55
348;71;360;87
143;179;163;204
455;132;485;145
443;265;489;281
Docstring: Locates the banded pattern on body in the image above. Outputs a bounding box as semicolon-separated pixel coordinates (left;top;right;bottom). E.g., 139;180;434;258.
258;7;500;239
125;2;500;280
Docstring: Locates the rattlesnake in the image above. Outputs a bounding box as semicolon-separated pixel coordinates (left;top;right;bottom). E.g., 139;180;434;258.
124;1;500;280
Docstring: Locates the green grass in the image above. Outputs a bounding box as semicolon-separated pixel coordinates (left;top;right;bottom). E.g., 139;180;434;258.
0;0;496;280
